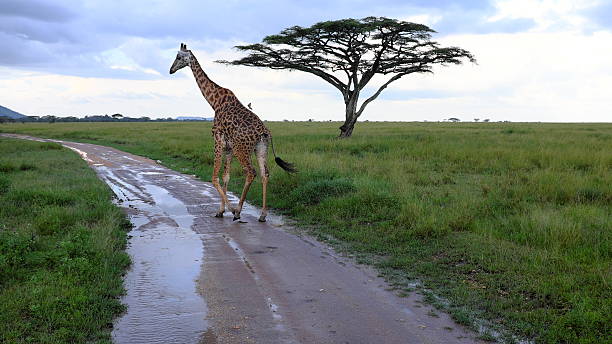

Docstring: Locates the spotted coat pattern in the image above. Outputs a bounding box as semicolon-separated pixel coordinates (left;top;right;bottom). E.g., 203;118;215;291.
179;46;272;222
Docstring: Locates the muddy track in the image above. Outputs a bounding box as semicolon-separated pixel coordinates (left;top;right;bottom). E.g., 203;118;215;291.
2;134;484;344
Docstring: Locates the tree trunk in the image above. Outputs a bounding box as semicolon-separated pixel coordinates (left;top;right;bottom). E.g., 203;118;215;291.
338;93;359;138
339;115;357;138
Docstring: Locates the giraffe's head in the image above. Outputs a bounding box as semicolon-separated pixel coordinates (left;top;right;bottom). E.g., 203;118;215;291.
169;43;191;74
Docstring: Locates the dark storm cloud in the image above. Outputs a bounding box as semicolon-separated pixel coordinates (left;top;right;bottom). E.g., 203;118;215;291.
0;0;549;78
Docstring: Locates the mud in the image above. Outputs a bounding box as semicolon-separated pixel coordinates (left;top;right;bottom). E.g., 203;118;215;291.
1;133;485;344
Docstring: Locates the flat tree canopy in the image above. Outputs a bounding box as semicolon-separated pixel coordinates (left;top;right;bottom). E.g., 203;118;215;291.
218;17;475;137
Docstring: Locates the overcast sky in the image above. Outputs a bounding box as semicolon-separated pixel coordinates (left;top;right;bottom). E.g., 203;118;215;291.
1;0;610;122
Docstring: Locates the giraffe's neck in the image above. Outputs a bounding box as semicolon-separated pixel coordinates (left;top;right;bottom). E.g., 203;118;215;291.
189;52;224;111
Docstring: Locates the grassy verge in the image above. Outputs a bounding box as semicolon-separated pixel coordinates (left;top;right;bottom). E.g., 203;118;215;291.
0;137;130;343
1;122;610;343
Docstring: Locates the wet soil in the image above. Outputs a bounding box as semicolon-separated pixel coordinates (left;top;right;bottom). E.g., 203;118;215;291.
1;134;485;344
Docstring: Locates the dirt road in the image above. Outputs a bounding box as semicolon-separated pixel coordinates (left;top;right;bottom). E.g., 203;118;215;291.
2;134;484;344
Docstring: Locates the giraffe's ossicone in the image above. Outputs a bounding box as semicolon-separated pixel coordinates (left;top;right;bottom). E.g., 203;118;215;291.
170;43;296;223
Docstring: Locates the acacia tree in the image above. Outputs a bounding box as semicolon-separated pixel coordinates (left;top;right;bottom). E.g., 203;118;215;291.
217;17;475;137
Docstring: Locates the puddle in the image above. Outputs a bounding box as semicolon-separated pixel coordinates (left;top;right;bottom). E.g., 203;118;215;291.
97;167;141;202
142;184;193;230
122;155;141;163
64;146;95;164
99;167;209;344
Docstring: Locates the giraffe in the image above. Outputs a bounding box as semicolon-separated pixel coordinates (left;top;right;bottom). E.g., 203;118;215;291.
169;43;296;222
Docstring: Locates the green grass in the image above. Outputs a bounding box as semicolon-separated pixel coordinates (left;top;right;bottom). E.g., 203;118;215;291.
2;121;611;343
0;137;130;343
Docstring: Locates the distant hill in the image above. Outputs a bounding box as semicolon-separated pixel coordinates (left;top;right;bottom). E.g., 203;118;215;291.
176;116;213;121
0;105;27;119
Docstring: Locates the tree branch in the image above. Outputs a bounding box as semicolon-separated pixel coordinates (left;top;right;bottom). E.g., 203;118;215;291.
355;70;414;117
293;65;348;93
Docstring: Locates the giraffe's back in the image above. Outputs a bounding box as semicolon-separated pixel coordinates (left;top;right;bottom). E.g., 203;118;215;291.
213;99;270;149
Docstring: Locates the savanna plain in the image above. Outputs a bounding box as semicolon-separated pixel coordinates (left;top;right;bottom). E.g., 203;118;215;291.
1;121;610;344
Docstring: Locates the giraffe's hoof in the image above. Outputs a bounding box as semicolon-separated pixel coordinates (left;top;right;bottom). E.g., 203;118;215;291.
214;212;224;218
231;208;240;221
258;216;266;223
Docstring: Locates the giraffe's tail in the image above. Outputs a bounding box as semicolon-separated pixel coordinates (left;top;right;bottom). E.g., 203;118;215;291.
269;135;297;173
275;156;297;173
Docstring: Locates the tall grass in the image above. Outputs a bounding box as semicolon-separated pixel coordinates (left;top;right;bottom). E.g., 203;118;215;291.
2;121;610;343
0;137;130;343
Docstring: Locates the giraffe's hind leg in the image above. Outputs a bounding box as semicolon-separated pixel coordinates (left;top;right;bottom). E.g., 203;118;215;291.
222;148;233;200
255;140;269;222
232;148;256;221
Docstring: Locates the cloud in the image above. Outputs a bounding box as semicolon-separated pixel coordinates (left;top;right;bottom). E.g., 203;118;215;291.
0;0;75;23
436;14;536;34
371;29;612;122
583;1;612;30
489;0;603;32
378;89;462;101
0;0;501;78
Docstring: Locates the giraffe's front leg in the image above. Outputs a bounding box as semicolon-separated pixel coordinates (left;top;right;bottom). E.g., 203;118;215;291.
220;150;233;215
212;139;230;218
